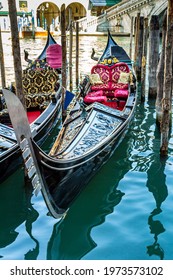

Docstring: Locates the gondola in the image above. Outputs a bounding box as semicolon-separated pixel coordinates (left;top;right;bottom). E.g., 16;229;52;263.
0;32;64;183
3;31;137;219
24;29;59;63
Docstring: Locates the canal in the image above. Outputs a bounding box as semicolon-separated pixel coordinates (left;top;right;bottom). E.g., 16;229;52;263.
0;34;173;260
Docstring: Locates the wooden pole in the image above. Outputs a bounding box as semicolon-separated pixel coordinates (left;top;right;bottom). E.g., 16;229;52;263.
148;15;160;99
129;16;134;59
134;13;140;68
0;26;6;88
160;1;173;156
7;0;24;105
60;4;67;115
76;21;79;88
156;11;167;127
69;8;73;92
31;10;35;40
141;17;149;101
135;16;144;82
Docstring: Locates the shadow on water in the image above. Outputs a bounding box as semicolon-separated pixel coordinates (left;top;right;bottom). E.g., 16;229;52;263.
0;169;39;260
46;126;133;260
131;99;168;260
146;134;168;260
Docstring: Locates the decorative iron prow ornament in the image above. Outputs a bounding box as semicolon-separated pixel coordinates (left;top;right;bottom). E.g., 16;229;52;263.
3;89;62;219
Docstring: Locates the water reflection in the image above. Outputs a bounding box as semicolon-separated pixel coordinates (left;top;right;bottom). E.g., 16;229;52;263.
146;146;168;260
0;169;39;259
131;100;168;260
24;185;39;260
46;133;132;260
0;35;172;260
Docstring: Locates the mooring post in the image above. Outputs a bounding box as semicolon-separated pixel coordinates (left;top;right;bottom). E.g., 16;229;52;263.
148;15;160;99
76;21;79;89
160;0;173;156
135;16;144;82
129;16;134;59
0;26;6;88
31;10;35;40
141;17;149;101
134;13;140;68
69;8;73;92
156;11;167;127
7;0;24;106
60;4;67;116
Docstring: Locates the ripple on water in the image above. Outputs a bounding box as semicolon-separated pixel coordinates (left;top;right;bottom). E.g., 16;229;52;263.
0;36;173;261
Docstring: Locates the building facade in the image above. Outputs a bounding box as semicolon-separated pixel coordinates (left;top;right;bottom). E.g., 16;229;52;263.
0;0;121;31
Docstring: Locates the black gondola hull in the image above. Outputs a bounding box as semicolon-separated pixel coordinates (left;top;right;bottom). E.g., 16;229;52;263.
0;95;62;183
33;111;133;215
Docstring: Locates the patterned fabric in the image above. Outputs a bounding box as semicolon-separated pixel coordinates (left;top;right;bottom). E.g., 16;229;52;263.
91;62;130;84
111;63;130;83
24;93;53;109
89;73;103;84
91;82;128;92
91;64;110;83
110;83;128;90
91;83;110;91
22;61;59;108
118;72;130;84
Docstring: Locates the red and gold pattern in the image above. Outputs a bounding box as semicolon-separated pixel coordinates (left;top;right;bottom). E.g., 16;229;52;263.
90;62;129;95
91;65;110;83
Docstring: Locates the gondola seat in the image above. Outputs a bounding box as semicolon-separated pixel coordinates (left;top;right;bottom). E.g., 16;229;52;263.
84;93;107;104
22;62;59;109
87;90;104;96
114;89;129;99
90;62;130;95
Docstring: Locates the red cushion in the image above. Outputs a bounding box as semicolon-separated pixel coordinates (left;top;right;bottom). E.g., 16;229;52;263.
119;100;126;107
46;44;62;68
114;89;129;98
88;90;103;96
84;95;107;103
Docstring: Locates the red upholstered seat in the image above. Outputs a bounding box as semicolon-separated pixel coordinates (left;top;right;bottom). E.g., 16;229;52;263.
46;44;62;69
88;90;103;96
114;89;129;98
90;62;130;100
84;95;107;103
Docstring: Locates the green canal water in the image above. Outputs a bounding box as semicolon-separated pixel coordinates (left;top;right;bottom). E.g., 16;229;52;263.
0;35;173;260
